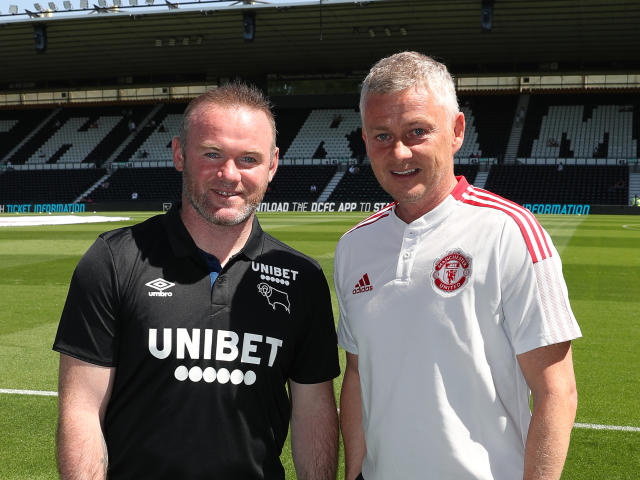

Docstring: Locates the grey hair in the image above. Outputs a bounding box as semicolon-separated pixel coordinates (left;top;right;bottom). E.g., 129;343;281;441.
179;81;277;159
359;51;459;119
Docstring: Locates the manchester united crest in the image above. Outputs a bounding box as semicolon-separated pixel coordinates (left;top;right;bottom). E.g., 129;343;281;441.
431;249;472;296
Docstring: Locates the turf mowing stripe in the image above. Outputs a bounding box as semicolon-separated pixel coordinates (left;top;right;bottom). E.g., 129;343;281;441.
574;422;640;432
0;388;58;397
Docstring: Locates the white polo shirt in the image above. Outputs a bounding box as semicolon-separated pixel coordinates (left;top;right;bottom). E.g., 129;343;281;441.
335;177;581;480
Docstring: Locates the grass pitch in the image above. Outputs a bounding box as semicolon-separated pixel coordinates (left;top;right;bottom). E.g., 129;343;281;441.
1;212;639;479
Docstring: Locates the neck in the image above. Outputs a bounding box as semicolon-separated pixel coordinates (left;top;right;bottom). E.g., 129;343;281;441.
180;206;254;266
395;175;458;224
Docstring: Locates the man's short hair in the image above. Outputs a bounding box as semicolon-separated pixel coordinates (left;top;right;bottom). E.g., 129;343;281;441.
179;81;277;157
360;51;459;119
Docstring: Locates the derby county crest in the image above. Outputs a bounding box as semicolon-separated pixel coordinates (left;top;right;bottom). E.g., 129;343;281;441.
431;249;472;297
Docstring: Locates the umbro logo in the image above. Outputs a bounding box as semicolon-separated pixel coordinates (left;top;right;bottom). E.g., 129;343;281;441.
352;273;373;295
146;278;175;297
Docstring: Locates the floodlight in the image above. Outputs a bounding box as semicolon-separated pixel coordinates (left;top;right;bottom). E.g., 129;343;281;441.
113;0;122;6
129;0;137;5
34;3;44;11
79;0;88;8
63;0;73;9
399;27;407;36
49;2;58;10
9;5;19;14
368;28;375;38
145;0;154;4
98;0;107;6
384;27;391;37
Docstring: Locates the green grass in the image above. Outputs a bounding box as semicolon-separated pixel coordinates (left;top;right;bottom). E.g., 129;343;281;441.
1;212;639;479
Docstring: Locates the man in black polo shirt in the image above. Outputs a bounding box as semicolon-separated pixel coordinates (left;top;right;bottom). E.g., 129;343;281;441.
54;82;340;480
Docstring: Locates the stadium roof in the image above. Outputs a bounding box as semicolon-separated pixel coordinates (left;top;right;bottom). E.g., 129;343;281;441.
1;0;640;91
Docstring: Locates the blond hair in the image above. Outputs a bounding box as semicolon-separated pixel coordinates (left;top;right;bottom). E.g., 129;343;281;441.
360;51;459;119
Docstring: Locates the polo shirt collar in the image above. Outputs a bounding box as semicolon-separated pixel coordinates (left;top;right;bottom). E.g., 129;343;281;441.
392;176;469;231
162;203;265;261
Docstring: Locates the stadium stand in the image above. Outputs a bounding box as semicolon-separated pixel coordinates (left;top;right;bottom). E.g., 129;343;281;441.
114;103;186;164
88;167;182;203
263;165;337;203
327;165;392;204
1;94;638;209
0;109;53;162
456;95;519;162
281;109;364;164
273;107;313;160
485;164;629;205
518;93;640;160
0;168;107;204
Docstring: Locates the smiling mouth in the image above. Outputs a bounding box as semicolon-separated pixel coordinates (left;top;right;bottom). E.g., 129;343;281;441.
392;168;420;176
214;190;238;197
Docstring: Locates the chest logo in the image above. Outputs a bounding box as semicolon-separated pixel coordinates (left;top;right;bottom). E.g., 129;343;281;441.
431;249;472;296
352;273;373;295
146;278;175;297
257;282;291;313
252;261;298;286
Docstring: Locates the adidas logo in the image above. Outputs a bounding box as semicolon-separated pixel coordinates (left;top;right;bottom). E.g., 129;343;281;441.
352;273;373;295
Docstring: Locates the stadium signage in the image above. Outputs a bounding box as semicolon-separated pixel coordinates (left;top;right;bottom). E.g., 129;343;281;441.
522;204;590;215
0;203;86;214
257;202;390;213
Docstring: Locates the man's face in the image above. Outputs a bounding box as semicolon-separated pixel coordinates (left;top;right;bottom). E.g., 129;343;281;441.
172;104;278;226
362;86;465;222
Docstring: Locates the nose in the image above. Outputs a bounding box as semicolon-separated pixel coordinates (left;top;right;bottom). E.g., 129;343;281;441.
392;140;412;160
217;159;241;183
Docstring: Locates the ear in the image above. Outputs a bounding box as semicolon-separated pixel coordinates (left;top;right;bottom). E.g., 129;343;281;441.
268;147;279;183
451;112;466;155
172;137;184;172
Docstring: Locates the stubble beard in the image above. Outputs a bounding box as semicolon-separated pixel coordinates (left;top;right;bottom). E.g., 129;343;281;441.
183;176;266;227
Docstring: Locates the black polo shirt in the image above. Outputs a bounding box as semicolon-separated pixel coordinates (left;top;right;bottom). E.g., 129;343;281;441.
53;205;340;480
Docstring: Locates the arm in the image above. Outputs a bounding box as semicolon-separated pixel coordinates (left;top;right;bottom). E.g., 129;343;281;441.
518;341;577;480
289;379;338;480
57;354;115;480
340;352;366;480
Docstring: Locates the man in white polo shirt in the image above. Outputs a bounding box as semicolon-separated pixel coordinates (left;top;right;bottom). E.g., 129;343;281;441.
335;51;581;480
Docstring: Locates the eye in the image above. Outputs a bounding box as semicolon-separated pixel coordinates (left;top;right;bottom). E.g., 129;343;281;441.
375;133;391;142
240;156;258;164
206;151;221;159
412;128;426;136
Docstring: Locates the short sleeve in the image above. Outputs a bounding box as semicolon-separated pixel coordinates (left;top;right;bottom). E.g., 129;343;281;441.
289;267;340;384
52;237;121;366
500;221;581;355
334;245;357;354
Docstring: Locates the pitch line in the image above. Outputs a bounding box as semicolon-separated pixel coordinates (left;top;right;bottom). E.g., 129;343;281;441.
574;422;640;432
2;390;639;432
0;388;58;397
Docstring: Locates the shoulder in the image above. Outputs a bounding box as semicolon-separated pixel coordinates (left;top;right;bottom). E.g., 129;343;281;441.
98;213;164;250
261;231;323;273
337;202;395;247
455;184;552;263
